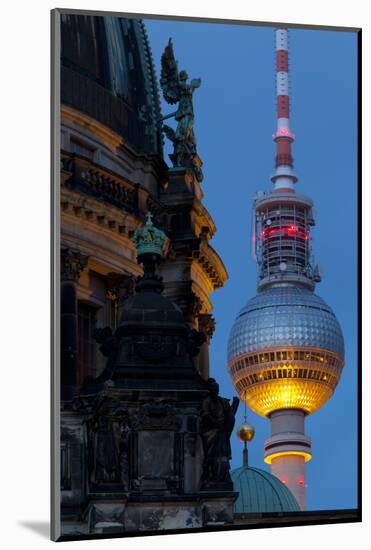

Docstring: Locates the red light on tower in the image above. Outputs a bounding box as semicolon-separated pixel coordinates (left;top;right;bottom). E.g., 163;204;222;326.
296;475;305;486
262;225;310;240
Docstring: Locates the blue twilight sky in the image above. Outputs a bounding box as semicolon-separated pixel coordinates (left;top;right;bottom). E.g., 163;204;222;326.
144;18;358;511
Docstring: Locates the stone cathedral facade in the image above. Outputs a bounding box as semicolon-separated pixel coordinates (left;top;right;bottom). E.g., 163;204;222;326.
59;14;232;536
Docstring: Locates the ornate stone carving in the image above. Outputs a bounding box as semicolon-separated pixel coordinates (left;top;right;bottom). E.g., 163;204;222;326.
187;292;203;319
88;414;120;484
88;503;125;531
93;326;119;357
112;408;131;489
61;247;88;281
87;409;131;487
147;195;164;218
79;166;137;211
198;314;216;339
104;272;137;328
105;272;136;304
131;402;182;431
61;187;135;237
187;329;206;358
133;212;169;258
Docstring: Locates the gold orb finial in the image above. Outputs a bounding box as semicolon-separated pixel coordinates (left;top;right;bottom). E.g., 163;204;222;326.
237;422;255;443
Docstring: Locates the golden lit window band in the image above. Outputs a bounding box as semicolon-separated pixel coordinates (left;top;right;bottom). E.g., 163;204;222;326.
228;347;344;416
228;347;342;376
233;365;339;389
235;379;334;416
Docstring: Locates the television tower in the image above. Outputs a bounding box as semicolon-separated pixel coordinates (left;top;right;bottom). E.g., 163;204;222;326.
227;28;344;510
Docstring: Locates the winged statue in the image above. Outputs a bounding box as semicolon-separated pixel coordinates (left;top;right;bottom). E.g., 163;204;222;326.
159;38;203;183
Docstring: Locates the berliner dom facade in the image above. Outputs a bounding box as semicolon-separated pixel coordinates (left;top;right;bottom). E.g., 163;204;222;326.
59;13;227;401
58;12;233;538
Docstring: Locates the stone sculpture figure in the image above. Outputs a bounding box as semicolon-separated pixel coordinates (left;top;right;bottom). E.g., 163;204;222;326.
112;410;131;489
89;415;120;483
160;38;203;182
88;411;131;487
200;378;240;486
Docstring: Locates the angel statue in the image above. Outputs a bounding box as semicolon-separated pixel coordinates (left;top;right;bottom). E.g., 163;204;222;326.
159;38;203;183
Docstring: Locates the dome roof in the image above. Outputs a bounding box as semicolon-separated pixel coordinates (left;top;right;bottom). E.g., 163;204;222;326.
231;464;300;514
61;14;162;154
228;285;344;361
83;255;205;392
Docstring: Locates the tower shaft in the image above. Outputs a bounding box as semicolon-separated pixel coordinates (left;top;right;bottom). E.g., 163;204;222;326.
264;409;311;510
271;454;306;510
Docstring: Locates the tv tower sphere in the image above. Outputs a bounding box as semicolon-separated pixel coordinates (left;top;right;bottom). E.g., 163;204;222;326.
227;27;344;511
228;285;344;418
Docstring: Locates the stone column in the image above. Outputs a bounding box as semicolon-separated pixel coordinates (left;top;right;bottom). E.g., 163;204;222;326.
198;314;215;380
61;247;88;401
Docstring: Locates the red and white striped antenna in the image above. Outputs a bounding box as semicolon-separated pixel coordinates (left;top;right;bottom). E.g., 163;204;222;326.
271;28;298;191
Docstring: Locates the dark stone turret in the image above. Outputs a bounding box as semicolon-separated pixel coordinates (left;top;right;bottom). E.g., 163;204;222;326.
82;213;206;393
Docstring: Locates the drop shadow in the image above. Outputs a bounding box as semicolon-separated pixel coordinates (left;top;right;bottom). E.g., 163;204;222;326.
18;521;50;539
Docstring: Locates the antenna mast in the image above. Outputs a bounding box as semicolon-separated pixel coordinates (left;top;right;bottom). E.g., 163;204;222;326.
272;28;297;191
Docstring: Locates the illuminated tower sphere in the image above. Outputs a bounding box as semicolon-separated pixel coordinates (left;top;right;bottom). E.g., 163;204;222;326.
227;28;344;510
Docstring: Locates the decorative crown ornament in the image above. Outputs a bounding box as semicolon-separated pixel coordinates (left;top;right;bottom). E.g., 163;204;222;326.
133;212;169;258
237;422;255;443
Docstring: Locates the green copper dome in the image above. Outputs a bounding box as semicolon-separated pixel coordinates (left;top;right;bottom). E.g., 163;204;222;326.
231;465;300;514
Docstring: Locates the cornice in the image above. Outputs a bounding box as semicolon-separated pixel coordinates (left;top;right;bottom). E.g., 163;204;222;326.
193;240;229;291
61;104;167;176
61;232;142;280
60;187;141;237
61;104;124;152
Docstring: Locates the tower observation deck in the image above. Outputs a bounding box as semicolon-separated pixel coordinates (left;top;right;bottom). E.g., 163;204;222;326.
227;28;344;510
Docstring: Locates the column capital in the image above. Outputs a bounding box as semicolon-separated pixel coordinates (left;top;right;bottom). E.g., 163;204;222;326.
61;247;89;282
198;313;216;338
187;292;203;319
